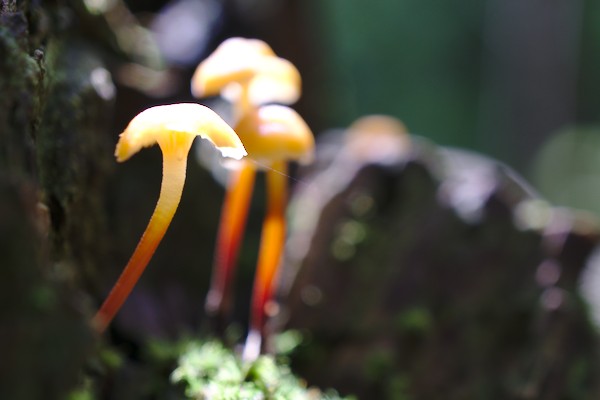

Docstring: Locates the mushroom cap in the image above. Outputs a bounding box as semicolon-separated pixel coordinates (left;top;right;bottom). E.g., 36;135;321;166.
115;103;247;162
234;105;314;165
344;115;411;163
191;37;301;105
252;58;300;105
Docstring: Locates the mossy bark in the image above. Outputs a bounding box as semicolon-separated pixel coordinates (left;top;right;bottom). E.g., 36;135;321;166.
0;1;113;397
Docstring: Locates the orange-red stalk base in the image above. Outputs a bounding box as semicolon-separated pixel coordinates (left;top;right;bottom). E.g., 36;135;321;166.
249;160;287;340
92;150;188;333
206;162;256;318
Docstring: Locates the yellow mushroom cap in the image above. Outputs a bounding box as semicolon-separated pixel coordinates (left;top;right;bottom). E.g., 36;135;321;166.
191;37;301;105
115;103;247;162
242;57;301;105
344;115;411;162
234;105;314;165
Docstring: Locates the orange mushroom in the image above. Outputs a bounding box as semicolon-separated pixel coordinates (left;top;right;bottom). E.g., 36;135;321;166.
92;103;246;333
194;38;303;331
232;105;314;360
344;115;411;162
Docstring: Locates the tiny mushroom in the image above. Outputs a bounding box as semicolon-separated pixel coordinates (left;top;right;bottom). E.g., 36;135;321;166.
232;105;314;360
344;115;411;163
92;103;246;333
190;37;301;117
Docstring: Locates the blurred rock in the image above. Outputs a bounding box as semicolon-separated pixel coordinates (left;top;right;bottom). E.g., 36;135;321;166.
279;127;600;399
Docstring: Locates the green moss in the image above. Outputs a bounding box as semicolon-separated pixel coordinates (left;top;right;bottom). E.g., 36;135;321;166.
171;340;352;400
386;374;412;400
364;347;395;383
0;22;44;175
393;307;434;336
67;379;95;400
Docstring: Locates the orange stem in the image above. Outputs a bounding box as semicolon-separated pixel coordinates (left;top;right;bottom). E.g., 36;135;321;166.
93;146;190;333
245;160;287;357
206;162;256;319
236;83;252;121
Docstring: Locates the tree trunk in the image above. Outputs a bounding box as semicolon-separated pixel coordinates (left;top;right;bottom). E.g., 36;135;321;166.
0;1;114;397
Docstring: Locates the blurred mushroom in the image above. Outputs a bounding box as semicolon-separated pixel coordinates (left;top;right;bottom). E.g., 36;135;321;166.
234;105;314;360
191;37;301;117
283;115;412;293
343;115;410;163
195;39;304;336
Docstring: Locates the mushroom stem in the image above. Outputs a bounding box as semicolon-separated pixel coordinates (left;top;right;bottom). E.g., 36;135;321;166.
206;162;256;323
236;84;252;121
244;160;287;359
93;135;194;333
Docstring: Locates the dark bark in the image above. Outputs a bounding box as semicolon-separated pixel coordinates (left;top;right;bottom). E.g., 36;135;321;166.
0;1;112;397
